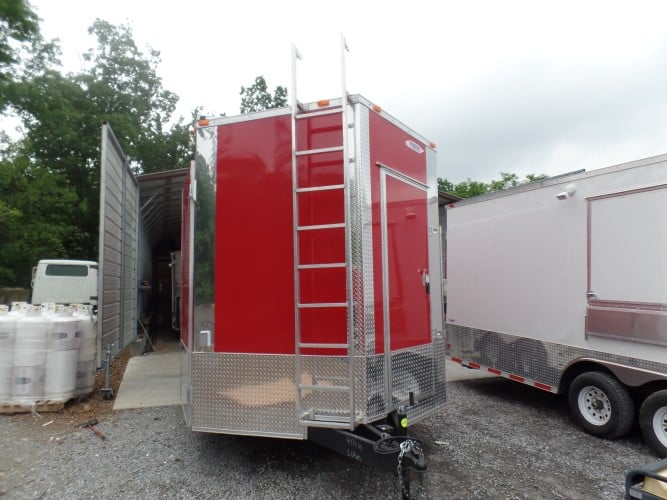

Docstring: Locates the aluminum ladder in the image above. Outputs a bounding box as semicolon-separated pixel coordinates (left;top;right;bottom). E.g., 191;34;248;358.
291;37;356;429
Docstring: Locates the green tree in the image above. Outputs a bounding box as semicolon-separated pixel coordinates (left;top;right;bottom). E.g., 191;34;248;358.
0;141;82;287
239;76;288;113
439;172;548;199
0;0;39;77
1;19;193;283
79;19;192;173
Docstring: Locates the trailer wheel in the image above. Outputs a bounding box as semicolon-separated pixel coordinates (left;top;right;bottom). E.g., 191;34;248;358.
639;390;667;458
568;372;634;439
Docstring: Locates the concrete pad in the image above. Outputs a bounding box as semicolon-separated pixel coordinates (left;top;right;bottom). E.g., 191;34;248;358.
445;359;498;382
113;351;182;410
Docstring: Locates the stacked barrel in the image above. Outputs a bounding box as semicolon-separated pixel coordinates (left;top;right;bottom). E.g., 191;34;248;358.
73;304;97;396
0;305;16;401
0;303;97;406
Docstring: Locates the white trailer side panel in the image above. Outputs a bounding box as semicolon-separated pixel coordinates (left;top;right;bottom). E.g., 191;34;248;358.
589;187;667;304
447;154;667;368
98;123;139;359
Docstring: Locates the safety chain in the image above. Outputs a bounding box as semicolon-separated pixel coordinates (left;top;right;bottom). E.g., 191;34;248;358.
396;439;425;500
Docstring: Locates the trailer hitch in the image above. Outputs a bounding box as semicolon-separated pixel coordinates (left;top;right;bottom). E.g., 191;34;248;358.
392;406;426;499
396;438;426;499
308;407;426;499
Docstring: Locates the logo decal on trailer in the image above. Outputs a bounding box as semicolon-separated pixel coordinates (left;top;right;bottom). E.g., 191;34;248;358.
405;140;424;154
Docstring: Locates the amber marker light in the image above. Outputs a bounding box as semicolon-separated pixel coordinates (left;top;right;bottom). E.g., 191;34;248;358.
197;118;210;127
317;99;330;107
429;142;437;149
372;104;382;113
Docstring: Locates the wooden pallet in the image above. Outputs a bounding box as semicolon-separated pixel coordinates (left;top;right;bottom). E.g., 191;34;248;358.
0;400;65;414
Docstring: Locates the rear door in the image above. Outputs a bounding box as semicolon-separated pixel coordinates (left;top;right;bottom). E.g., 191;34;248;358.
379;166;433;406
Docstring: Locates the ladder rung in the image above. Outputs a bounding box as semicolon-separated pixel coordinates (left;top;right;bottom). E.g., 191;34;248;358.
296;184;344;193
297;263;346;270
298;342;349;349
295;107;343;119
299;384;350;393
296;146;343;156
299;418;352;429
297;223;345;231
297;303;348;309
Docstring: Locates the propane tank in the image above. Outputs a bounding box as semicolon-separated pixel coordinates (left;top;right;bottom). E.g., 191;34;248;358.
44;306;79;400
9;302;28;317
0;305;17;402
12;306;49;402
72;304;96;395
40;302;57;318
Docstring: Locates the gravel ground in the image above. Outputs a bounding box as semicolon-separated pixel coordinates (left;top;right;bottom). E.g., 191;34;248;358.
0;377;658;499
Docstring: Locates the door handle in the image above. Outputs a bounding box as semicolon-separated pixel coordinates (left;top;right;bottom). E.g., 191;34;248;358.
421;270;430;295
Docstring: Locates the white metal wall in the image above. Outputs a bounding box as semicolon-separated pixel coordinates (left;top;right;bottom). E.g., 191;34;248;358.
446;153;667;364
98;123;139;360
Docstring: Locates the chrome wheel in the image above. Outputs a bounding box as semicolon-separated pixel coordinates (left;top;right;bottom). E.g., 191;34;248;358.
578;385;611;426
652;406;667;449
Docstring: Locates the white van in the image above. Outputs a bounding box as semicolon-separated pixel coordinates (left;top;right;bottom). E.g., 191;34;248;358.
31;259;98;306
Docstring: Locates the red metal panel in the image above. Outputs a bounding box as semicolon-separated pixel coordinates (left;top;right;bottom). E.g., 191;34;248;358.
296;111;343;151
298;227;345;265
369;112;429;353
369;112;427;184
299;308;347;355
297;153;344;188
298;189;344;227
214;115;295;354
180;174;190;348
299;267;346;304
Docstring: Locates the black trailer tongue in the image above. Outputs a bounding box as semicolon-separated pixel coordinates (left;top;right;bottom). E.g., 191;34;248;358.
309;407;427;500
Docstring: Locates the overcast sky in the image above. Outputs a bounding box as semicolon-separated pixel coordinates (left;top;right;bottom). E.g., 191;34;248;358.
27;0;667;183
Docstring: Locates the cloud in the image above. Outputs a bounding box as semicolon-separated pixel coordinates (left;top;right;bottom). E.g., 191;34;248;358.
423;37;667;183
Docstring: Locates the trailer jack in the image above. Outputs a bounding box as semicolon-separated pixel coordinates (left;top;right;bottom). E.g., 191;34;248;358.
308;410;426;499
101;344;114;401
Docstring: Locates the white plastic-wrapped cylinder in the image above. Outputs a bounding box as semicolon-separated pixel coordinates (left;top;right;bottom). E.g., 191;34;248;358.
44;306;79;400
9;302;28;317
12;306;49;402
0;305;17;402
40;302;57;318
72;304;96;395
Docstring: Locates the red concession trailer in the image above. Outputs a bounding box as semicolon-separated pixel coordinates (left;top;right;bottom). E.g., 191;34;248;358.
180;94;445;484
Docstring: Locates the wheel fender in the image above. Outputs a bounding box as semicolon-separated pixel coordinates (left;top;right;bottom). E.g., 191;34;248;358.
564;358;667;387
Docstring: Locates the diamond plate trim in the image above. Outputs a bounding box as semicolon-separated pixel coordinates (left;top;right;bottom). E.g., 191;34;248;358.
356;104;375;357
361;341;447;424
191;353;305;438
447;324;667;388
300;355;352;421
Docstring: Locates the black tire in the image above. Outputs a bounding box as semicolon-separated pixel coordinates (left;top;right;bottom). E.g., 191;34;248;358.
568;371;634;439
639;390;667;458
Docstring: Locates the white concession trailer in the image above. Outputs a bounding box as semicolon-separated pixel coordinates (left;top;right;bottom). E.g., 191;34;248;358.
445;154;667;457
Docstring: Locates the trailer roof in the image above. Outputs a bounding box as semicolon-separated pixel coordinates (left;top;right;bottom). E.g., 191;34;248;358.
196;94;436;152
447;152;667;208
137;168;188;248
438;191;462;205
